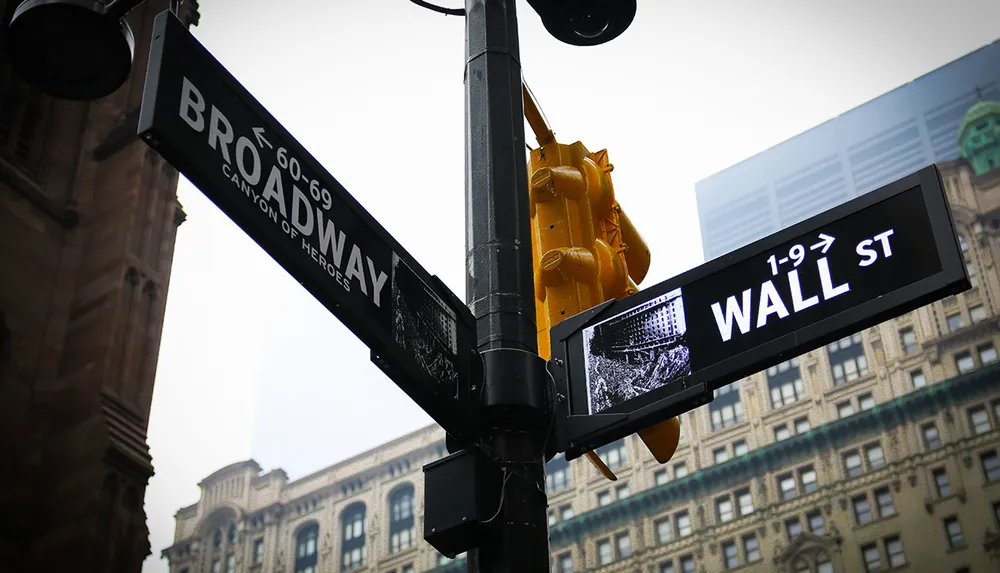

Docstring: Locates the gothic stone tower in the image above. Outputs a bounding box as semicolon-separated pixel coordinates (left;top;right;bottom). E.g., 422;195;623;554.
0;1;200;571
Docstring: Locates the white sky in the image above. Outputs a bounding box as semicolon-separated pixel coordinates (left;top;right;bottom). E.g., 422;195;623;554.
142;0;1000;570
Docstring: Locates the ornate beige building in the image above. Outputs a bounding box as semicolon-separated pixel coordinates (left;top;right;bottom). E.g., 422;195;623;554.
164;102;1000;573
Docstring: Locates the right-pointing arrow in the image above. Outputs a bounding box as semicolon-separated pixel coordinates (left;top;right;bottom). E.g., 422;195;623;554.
810;233;835;254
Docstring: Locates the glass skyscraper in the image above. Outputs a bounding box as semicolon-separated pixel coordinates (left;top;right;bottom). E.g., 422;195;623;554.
695;39;1000;261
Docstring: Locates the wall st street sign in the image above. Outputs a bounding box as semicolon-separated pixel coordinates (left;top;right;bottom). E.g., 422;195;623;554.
549;165;970;460
138;12;478;442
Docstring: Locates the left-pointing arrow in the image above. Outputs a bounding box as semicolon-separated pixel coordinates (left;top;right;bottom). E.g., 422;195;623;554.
253;126;272;149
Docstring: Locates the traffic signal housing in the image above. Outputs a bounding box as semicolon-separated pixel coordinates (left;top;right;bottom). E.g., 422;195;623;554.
527;129;681;477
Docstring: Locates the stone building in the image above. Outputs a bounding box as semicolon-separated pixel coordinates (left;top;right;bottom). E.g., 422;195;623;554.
163;102;1000;573
0;1;199;570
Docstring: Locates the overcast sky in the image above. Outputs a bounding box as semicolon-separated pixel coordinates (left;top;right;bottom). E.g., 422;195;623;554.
142;0;1000;570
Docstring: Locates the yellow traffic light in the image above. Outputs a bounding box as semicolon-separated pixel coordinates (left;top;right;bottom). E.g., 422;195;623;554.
523;82;681;477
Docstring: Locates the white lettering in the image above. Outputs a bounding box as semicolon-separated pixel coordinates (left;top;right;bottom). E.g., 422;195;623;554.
856;239;877;267
818;257;850;299
179;77;205;132
711;289;753;343
316;209;347;269
874;229;894;257
756;280;789;328
367;257;388;308
291;186;314;236
788;268;819;312
262;166;288;217
208;105;234;163
235;136;261;185
345;245;367;295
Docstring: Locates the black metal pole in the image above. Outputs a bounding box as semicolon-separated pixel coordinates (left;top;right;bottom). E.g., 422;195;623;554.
464;0;550;571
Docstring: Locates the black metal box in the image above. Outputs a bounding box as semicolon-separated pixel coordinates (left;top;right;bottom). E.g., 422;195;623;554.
422;447;501;558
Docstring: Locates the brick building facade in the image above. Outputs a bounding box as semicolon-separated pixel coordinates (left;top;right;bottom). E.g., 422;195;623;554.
0;2;199;570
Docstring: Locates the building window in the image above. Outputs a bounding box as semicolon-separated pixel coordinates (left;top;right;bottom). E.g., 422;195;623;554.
389;485;415;554
853;495;872;525
817;558;833;573
844;451;863;478
795;417;811;434
778;473;797;500
654;469;669;486
944;516;965;548
865;443;886;469
807;510;825;535
923;423;942;450
859;393;876;411
560;505;574;521
674;462;688;478
911;370;927;388
838;401;856;419
713;447;730;464
979;343;998;365
899;327;917;353
679;555;695;573
875;487;895;518
743;533;761;562
970;304;988;323
933;468;952;497
785;518;802;541
548;510;557;526
341;503;366;571
597;539;613;565
546;453;570;493
722;540;738;570
616;484;630;499
212;559;221;573
716;497;734;523
861;543;881;573
885;536;906;567
970;406;992;435
615;532;632;559
253;538;265;565
660;562;675;573
676;511;692;537
733;440;749;456
800;466;818;493
736;488;753;516
555;552;572;573
655;518;673;544
956;351;975;374
213;529;223;549
710;382;745;430
597;490;612;507
828;333;868;384
982;451;1000;481
0;69;49;176
225;555;235;573
947;313;965;331
768;358;805;408
596;440;627;470
295;523;319;573
775;424;791;442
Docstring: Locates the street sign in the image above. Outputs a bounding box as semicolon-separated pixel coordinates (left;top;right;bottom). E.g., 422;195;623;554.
549;165;969;460
138;11;478;442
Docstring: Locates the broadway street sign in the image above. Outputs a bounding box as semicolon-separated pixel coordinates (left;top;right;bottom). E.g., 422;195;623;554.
138;12;478;441
549;165;970;460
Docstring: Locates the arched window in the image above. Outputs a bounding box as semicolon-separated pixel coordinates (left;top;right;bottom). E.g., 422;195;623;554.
294;523;319;573
388;485;415;554
341;503;366;571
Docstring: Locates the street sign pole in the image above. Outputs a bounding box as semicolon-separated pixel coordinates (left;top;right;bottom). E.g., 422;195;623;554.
464;0;550;571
